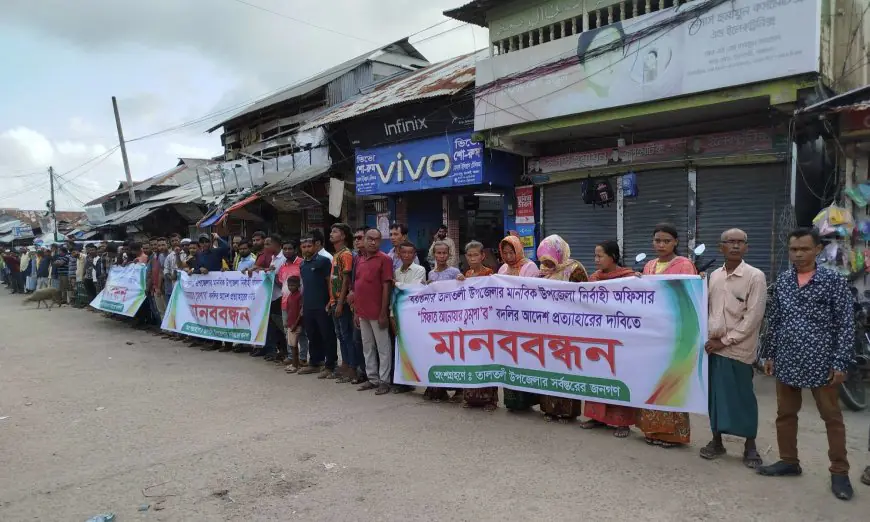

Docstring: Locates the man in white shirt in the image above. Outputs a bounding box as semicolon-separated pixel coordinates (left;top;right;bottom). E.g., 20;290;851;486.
258;234;286;361
312;229;333;262
394;241;426;287
391;240;425;394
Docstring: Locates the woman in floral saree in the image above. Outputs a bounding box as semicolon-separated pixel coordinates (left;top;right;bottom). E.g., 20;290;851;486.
581;240;638;437
536;235;588;422
637;223;696;448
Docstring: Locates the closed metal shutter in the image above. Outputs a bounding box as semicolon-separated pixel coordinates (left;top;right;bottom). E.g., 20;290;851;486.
623;168;690;266
543;180;617;269
696;164;790;280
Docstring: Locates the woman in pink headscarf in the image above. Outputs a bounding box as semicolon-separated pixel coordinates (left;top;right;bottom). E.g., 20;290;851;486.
536;234;589;422
497;235;540;278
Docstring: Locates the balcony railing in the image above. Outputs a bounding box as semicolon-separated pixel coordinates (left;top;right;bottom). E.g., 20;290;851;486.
492;0;696;55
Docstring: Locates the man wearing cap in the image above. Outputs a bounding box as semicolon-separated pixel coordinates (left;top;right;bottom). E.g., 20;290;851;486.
178;238;192;266
190;233;230;275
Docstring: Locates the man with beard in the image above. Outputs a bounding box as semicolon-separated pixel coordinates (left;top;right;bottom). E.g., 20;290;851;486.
427;225;457;268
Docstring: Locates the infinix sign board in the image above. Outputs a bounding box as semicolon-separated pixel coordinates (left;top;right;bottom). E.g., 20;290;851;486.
345;98;474;149
355;132;483;195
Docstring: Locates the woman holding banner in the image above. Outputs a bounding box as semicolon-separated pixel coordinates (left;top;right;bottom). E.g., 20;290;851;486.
423;241;464;403
581;240;638;437
497;235;541;412
536;235;588;422
459;240;498;411
637;223;697;448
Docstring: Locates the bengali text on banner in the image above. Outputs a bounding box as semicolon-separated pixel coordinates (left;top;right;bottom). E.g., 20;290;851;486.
89;264;147;317
162;270;275;345
393;274;709;414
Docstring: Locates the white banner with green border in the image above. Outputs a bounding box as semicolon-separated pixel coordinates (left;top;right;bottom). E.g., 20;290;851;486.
162;271;274;345
393;274;709;414
89;264;147;317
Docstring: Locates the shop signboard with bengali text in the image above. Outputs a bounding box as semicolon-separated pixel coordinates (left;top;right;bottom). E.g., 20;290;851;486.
475;0;821;130
393;274;709;413
515;185;535;224
162;271;275;345
527;128;784;176
89;264;147;317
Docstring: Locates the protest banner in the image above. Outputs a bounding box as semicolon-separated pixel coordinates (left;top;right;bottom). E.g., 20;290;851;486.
89;264;147;316
393;274;708;414
162;271;275;345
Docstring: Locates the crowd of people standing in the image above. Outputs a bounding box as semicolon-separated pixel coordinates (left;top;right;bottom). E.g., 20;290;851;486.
2;221;868;500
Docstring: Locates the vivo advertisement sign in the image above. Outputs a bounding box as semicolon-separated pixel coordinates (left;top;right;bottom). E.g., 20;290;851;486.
355;132;484;195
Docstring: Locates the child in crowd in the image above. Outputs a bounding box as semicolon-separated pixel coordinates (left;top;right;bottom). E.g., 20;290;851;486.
424;241;463;402
283;276;304;373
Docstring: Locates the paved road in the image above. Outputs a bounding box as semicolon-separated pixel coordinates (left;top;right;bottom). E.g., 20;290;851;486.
0;293;868;521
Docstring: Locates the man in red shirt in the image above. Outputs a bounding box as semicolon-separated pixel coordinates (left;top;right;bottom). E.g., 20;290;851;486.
354;228;394;395
2;251;22;294
253;234;275;272
278;240;303;363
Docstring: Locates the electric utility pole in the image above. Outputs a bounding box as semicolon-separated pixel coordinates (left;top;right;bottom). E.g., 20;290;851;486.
48;166;58;242
112;96;136;204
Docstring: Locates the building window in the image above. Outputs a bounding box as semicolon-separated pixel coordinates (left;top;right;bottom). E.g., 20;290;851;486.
491;0;698;55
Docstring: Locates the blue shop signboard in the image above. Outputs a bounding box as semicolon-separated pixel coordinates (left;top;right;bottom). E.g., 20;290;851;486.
355;132;484;195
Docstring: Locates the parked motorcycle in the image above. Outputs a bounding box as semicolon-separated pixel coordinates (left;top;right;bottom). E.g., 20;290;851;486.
840;288;870;411
691;243;718;274
633;244;711;272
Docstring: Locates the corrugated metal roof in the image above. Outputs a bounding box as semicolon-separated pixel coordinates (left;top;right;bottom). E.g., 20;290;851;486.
299;50;483;131
207;39;430;132
97;201;167;227
829;102;870;113
797;84;870;115
260;164;332;196
443;0;509;27
83;158;217;206
0;209;86;229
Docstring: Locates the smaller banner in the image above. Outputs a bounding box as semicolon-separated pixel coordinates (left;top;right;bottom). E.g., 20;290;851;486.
162;271;275;345
89;264;147;316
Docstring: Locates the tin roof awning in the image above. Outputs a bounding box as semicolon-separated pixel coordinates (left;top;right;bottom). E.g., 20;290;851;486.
216;194;262;225
260;164;331;197
198;210;225;228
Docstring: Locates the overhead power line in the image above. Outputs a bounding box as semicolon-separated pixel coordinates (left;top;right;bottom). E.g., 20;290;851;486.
223;0;379;44
1;10;474;199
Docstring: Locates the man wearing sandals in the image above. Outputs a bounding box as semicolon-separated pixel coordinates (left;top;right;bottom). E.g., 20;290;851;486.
700;229;766;468
757;228;855;501
354;228;395;396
